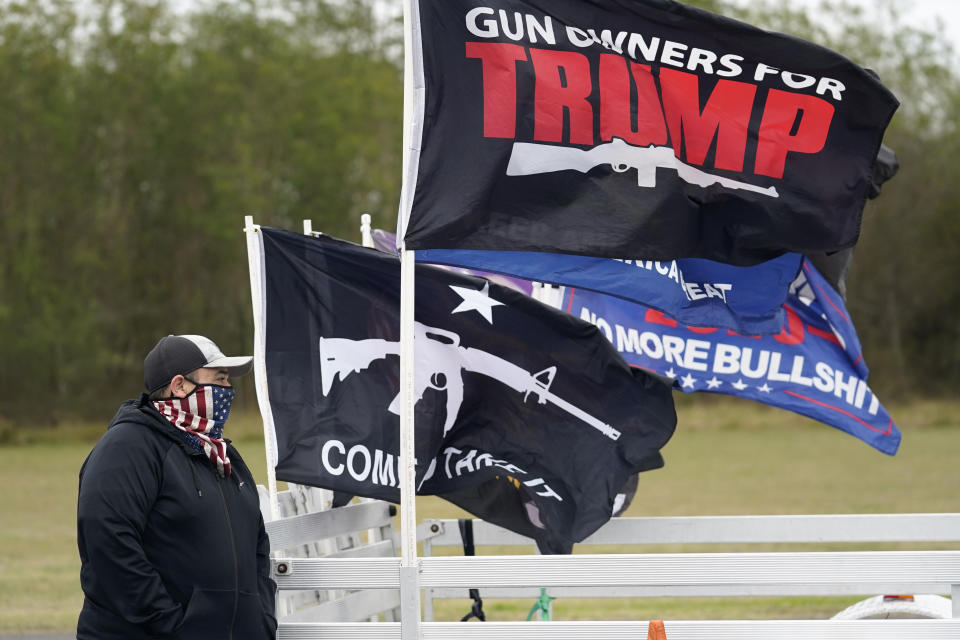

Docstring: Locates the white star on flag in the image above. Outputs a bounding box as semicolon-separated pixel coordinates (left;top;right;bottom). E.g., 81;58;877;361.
731;379;748;391
664;367;678;379
680;373;697;389
449;281;504;324
706;376;722;389
757;383;772;393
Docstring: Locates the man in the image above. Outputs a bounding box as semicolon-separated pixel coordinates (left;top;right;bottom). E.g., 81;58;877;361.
77;334;277;639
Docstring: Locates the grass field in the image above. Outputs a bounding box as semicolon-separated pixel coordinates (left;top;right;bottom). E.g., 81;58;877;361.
1;397;957;631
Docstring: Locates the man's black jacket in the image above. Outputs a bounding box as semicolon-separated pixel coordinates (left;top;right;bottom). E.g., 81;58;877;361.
77;394;277;639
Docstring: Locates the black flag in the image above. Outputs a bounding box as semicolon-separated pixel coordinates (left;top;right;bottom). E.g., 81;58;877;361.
257;227;676;553
399;0;899;265
805;143;900;298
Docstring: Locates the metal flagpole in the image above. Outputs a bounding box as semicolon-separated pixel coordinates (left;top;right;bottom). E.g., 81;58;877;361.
398;247;420;639
397;0;425;634
355;213;385;547
243;215;280;522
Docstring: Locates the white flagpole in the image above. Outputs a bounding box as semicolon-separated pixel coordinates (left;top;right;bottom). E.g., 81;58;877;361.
396;0;425;243
398;0;425;635
398;247;419;638
353;212;386;548
243;215;280;522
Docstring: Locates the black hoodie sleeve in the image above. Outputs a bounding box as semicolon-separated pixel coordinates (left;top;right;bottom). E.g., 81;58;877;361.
256;512;278;637
77;423;183;635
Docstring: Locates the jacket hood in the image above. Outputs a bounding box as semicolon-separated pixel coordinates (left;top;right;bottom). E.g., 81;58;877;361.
108;395;199;454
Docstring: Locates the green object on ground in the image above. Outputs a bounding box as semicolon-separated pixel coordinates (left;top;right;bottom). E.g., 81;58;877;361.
526;588;556;621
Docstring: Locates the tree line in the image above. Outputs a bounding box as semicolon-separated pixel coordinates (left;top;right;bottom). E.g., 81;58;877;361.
0;0;957;425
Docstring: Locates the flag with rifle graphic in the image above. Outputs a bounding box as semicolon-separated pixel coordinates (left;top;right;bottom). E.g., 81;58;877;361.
255;227;676;553
398;0;899;265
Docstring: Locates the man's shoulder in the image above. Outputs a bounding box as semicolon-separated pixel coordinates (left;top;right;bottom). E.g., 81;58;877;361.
88;421;160;460
101;420;150;442
80;417;169;483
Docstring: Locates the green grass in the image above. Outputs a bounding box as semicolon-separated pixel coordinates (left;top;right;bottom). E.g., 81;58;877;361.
1;397;958;631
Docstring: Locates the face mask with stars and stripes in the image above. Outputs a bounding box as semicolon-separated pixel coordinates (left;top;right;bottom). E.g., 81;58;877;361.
152;383;236;477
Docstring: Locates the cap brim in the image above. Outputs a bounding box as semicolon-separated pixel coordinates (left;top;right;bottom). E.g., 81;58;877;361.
205;355;253;378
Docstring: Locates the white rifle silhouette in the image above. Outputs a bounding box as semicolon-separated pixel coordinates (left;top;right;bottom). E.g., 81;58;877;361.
319;322;621;441
507;137;779;198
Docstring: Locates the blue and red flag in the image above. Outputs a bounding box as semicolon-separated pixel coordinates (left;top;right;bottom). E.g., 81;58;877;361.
416;248;801;335
377;229;800;335
563;259;900;454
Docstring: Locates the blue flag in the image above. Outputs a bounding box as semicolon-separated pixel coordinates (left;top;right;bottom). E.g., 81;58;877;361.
562;259;900;455
417;249;802;335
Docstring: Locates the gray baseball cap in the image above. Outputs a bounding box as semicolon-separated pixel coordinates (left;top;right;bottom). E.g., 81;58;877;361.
144;334;253;393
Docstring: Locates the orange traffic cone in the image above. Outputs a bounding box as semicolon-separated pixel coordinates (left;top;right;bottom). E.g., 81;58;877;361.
647;619;667;640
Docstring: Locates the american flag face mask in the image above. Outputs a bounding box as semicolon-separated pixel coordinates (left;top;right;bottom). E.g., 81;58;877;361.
153;383;236;477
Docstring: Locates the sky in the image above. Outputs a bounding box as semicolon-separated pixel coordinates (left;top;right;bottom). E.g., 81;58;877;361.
751;0;960;41
844;0;960;36
902;0;960;35
157;1;960;43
